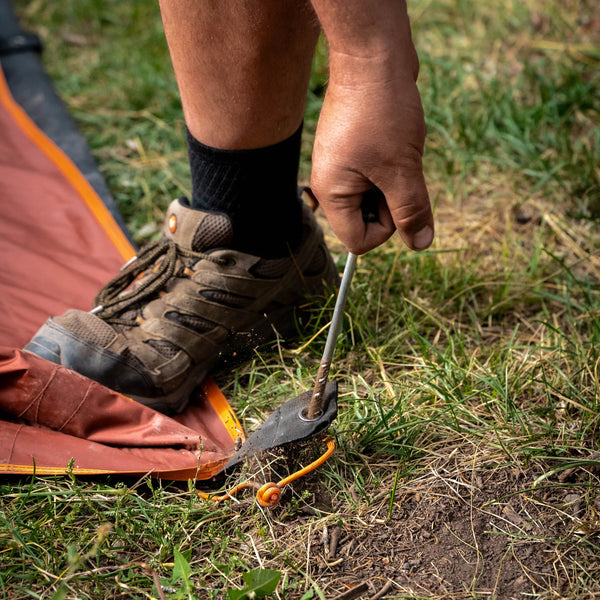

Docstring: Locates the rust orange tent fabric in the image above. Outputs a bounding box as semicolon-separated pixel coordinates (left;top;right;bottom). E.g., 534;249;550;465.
0;65;242;481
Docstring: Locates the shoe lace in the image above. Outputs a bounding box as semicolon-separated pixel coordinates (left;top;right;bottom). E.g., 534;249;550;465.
91;239;224;324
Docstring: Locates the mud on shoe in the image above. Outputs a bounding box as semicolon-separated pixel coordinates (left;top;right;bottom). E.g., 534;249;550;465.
25;198;338;413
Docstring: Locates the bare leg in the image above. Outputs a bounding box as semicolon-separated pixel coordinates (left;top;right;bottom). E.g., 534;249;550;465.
159;0;320;150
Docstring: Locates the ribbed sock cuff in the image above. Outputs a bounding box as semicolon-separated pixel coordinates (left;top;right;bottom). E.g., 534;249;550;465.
186;125;303;258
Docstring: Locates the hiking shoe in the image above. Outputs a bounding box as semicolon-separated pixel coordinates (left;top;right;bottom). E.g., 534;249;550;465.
25;198;338;413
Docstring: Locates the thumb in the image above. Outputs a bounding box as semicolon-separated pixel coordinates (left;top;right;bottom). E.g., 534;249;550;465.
381;168;434;251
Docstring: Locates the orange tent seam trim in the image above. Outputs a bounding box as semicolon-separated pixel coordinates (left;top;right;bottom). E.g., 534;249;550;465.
201;378;246;445
0;459;229;481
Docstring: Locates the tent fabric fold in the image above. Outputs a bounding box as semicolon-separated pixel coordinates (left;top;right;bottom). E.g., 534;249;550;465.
0;348;239;480
0;57;242;481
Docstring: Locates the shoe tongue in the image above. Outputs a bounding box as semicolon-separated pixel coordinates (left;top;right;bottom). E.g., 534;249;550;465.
163;198;233;252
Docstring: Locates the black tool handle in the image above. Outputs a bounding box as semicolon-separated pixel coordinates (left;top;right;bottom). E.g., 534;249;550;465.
360;186;384;223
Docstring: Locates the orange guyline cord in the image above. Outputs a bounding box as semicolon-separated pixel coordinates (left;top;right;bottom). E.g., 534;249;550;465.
198;437;336;507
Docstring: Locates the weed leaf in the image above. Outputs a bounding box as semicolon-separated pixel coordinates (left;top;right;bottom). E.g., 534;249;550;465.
172;548;193;593
243;568;281;595
228;569;281;599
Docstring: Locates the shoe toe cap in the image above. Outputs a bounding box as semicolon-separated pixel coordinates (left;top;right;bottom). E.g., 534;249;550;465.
25;317;155;399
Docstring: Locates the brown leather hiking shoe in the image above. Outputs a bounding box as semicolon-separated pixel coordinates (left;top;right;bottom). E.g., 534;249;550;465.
25;198;338;413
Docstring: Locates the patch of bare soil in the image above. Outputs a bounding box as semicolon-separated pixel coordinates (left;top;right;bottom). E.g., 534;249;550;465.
262;451;600;600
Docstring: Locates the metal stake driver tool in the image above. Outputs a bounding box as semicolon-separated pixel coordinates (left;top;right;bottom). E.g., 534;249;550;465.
306;185;383;420
306;251;357;419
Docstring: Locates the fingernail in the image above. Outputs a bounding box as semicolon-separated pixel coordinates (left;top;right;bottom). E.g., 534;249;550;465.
413;225;433;250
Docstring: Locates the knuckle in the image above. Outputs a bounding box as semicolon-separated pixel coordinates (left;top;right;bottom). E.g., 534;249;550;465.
392;204;433;233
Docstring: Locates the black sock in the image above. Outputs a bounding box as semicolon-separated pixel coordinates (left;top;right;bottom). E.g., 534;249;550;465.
186;125;303;258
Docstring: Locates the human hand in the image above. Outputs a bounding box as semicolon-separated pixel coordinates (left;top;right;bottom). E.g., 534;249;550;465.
310;50;434;255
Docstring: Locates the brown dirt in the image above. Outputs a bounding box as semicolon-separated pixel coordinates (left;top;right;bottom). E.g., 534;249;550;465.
234;446;600;600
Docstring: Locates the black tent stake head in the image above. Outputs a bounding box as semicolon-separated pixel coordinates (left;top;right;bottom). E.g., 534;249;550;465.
221;381;338;476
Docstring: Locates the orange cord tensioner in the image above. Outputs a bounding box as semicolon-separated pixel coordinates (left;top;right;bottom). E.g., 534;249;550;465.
198;436;335;507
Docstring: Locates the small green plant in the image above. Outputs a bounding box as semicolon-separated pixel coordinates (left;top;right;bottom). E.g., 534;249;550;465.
165;549;194;599
226;569;281;600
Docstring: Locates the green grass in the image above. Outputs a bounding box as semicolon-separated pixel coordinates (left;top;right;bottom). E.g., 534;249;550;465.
3;0;600;598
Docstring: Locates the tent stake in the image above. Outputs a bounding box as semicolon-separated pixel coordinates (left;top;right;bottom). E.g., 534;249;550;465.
307;252;357;420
